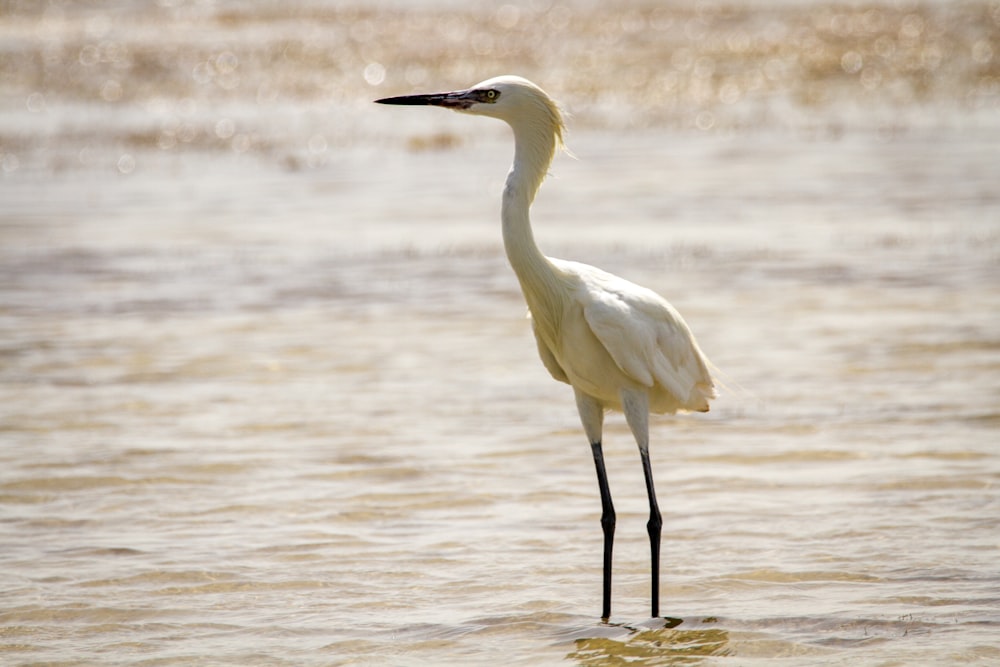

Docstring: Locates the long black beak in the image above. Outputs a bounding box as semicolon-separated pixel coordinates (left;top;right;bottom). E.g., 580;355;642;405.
374;90;475;110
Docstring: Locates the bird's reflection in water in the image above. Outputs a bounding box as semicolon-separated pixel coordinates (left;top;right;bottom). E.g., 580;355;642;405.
568;619;730;666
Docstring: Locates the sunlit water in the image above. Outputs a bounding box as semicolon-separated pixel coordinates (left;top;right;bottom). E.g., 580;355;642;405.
2;2;999;665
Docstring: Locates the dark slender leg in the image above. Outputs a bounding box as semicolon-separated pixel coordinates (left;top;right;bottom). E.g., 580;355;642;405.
591;441;615;621
640;448;662;618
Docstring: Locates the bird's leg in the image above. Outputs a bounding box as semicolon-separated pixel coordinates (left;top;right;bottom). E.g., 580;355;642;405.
590;440;615;622
621;389;661;618
640;447;662;618
576;390;614;621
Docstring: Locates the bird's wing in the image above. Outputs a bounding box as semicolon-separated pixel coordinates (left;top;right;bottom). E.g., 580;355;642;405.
578;267;707;403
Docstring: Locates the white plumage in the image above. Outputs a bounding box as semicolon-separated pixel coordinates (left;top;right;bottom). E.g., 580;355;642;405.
377;75;716;621
537;257;715;415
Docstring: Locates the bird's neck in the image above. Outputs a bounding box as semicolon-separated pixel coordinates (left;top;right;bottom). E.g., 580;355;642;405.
501;121;565;342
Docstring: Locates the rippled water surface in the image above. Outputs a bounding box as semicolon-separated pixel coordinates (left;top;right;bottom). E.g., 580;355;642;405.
2;1;999;665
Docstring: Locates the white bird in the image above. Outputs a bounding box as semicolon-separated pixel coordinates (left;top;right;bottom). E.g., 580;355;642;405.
376;75;716;621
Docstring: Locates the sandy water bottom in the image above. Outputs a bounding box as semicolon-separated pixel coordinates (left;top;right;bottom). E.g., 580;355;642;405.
2;1;1000;665
2;127;998;665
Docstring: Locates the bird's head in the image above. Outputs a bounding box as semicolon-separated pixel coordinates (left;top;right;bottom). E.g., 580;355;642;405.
376;75;565;148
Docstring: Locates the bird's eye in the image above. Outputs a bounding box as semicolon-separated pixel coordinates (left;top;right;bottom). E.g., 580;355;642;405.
485;89;499;102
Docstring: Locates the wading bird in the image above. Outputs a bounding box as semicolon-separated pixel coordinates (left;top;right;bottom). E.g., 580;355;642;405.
376;76;715;621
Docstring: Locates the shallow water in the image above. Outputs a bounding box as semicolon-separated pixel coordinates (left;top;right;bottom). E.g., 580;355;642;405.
2;2;999;665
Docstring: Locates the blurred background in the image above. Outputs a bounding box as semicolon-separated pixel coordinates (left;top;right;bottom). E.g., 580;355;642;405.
1;1;998;665
2;0;999;170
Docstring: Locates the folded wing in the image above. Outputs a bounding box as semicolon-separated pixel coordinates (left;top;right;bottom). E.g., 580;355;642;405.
577;267;714;411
